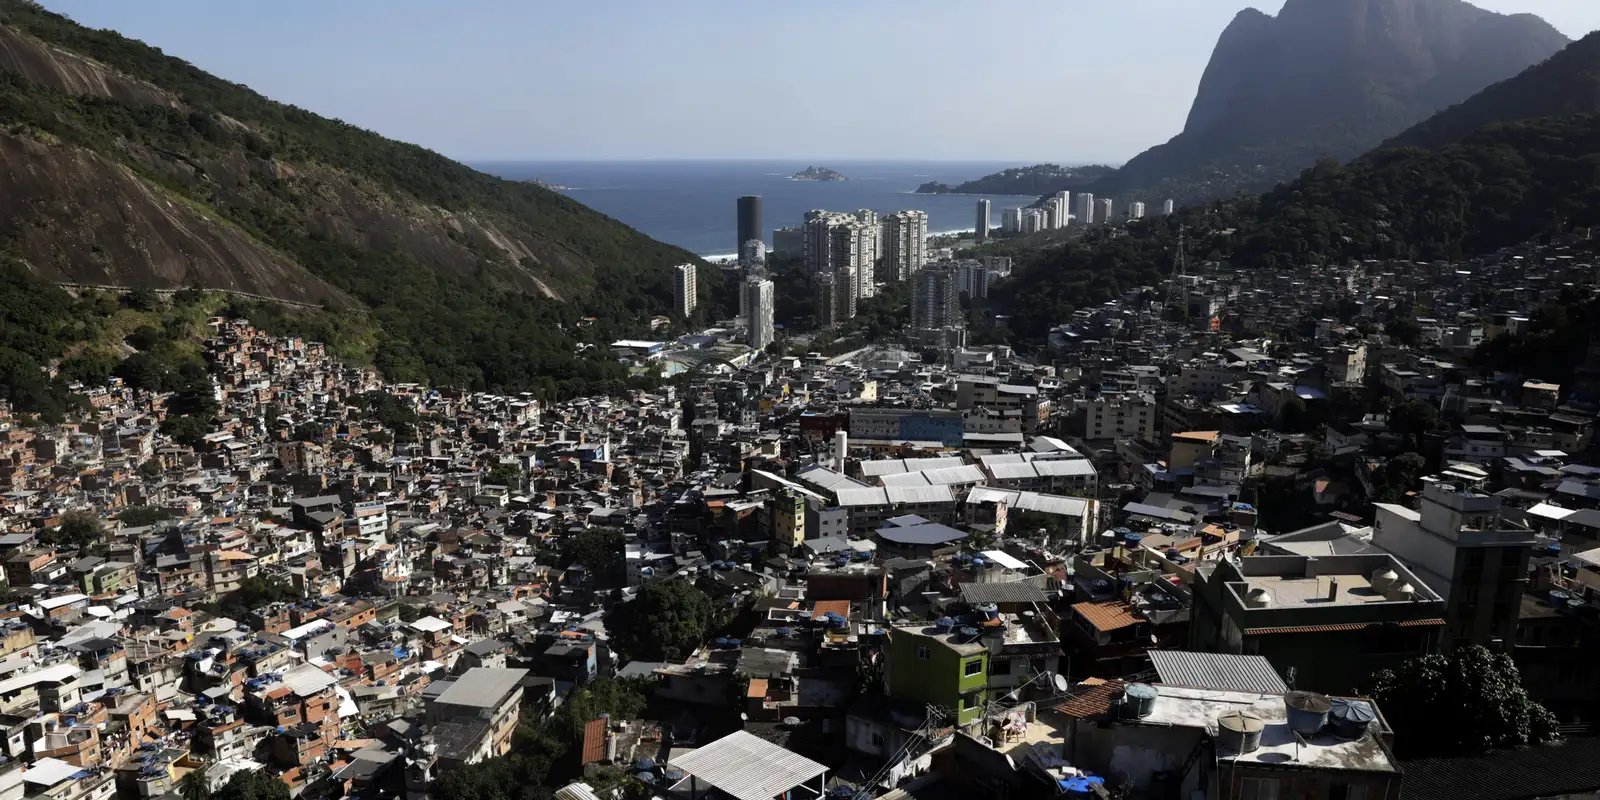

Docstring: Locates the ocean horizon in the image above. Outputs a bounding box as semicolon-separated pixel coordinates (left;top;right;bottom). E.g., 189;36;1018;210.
472;159;1047;257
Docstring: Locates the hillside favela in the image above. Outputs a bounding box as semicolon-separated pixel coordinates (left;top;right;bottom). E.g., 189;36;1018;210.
2;1;1600;799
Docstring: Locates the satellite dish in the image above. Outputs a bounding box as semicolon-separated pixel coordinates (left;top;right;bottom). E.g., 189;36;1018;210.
1052;674;1071;693
740;712;748;721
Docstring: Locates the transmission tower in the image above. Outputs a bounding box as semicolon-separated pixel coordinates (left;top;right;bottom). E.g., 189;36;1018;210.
1163;224;1188;318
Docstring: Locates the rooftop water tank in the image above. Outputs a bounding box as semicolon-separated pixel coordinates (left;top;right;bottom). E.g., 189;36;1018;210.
933;617;955;632
1384;583;1416;602
1329;698;1377;739
1284;691;1332;736
1122;683;1158;719
1370;569;1399;593
1217;710;1265;754
1244;587;1272;608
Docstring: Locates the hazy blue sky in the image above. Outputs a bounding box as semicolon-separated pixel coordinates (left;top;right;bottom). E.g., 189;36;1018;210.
39;0;1600;163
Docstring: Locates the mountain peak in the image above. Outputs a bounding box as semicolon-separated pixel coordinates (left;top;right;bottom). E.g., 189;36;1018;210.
1092;0;1569;205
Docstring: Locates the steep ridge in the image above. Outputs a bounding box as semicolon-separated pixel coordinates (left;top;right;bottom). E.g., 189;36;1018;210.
1383;31;1600;150
1092;0;1569;205
0;2;706;394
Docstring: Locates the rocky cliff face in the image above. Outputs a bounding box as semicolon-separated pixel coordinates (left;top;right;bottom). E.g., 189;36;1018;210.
1095;0;1569;205
1384;31;1600;151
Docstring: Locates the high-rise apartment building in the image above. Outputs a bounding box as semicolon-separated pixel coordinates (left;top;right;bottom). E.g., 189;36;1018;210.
974;199;991;244
911;263;960;332
1162;199;1176;216
745;277;774;351
1055;190;1072;226
1020;208;1044;235
772;226;804;257
803;210;880;299
673;263;697;317
737;195;763;254
1098;198;1113;225
1001;208;1023;232
1043;196;1068;230
955;260;991;300
740;238;766;265
1077;193;1095;225
1128;201;1146;220
815;270;858;328
881;210;928;284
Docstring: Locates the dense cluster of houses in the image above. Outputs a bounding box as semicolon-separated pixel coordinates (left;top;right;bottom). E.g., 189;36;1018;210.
0;236;1596;800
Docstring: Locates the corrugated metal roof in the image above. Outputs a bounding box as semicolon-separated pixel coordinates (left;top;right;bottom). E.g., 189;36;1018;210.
961;581;1048;605
1148;651;1288;695
669;730;828;800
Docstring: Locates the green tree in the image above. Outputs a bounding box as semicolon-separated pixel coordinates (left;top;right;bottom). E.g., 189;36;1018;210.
1364;645;1559;758
605;579;716;661
162;414;210;448
1387;398;1446;452
46;510;104;551
1372;451;1427;503
179;767;211;800
485;462;523;490
1386;315;1422;347
560;528;625;586
117;505;174;526
212;770;288;800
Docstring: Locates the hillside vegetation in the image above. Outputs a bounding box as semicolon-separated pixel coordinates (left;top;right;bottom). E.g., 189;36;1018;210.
0;1;704;397
991;114;1600;341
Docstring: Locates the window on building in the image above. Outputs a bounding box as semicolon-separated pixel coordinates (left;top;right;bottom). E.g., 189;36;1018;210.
964;659;983;677
1239;777;1279;800
989;657;1011;675
916;646;931;660
870;732;886;747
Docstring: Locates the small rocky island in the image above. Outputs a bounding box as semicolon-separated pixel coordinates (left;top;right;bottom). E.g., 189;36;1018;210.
522;177;570;191
790;165;847;182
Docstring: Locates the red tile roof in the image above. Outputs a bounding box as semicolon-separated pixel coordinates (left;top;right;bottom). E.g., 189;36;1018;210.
1244;618;1445;635
1052;678;1126;719
1072;600;1142;632
580;718;607;765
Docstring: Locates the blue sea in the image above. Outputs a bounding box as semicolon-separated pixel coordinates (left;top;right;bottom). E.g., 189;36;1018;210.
472;159;1038;258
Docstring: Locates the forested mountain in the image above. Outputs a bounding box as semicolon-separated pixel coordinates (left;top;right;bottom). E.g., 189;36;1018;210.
993;113;1600;340
0;1;703;397
1383;31;1600;150
915;164;1115;196
1090;0;1568;205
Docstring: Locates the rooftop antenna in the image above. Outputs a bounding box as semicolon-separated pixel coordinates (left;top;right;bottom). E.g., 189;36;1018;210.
1163;224;1188;320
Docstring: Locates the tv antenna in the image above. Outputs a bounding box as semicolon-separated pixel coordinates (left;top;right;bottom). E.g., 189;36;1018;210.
1163;224;1188;318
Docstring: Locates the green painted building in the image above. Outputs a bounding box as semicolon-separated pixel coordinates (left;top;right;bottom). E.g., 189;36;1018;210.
886;623;989;726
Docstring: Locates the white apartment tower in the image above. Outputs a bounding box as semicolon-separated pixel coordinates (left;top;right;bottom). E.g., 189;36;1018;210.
745;277;775;351
672;263;697;317
1020;208;1044;235
803;210;879;300
1128;201;1146;220
1163;199;1176;216
1098;198;1113;225
1001;207;1023;232
974;199;991;243
1077;192;1095;225
1052;194;1070;229
881;210;929;284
